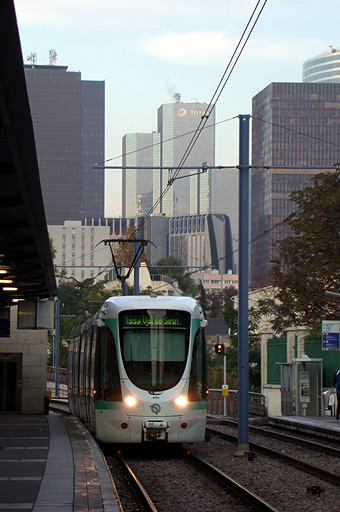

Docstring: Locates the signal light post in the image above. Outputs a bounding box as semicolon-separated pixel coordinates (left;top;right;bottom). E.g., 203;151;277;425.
215;343;227;416
215;343;224;355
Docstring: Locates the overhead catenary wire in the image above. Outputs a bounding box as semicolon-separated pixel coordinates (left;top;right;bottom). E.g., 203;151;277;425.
117;0;268;247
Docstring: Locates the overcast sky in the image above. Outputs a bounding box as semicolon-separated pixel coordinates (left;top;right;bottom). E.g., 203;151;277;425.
14;0;339;217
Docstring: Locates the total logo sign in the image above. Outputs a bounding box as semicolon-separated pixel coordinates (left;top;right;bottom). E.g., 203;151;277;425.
177;108;206;117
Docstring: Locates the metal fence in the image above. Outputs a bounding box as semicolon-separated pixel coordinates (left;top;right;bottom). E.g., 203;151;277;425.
47;367;68;398
207;389;266;417
47;366;67;384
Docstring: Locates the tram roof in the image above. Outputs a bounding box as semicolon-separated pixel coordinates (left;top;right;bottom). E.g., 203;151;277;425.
103;295;203;315
0;2;57;307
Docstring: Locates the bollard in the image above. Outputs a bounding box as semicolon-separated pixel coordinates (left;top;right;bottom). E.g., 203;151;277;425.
44;392;51;415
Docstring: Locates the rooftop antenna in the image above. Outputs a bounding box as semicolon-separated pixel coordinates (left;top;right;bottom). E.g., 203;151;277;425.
27;52;37;65
49;49;57;65
329;45;336;53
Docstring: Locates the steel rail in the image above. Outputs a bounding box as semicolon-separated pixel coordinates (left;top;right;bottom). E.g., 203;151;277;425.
208;417;340;458
116;453;159;512
187;452;280;512
207;427;340;487
248;423;340;458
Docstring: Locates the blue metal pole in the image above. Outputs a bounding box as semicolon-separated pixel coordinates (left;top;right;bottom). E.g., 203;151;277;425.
237;114;250;455
133;239;140;295
55;299;60;397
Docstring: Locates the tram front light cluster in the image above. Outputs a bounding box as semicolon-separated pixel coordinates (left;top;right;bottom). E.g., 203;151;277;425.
125;396;137;407
175;396;188;407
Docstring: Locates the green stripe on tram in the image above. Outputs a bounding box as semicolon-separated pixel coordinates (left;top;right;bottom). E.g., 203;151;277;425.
95;401;123;410
94;400;207;411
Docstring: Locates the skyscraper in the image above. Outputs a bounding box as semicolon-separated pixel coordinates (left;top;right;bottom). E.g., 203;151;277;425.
122;132;160;218
303;47;340;83
122;101;215;219
251;82;340;287
81;80;105;219
156;102;215;217
24;64;105;224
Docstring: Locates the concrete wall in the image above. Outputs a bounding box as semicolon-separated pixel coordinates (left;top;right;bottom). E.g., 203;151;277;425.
0;306;48;414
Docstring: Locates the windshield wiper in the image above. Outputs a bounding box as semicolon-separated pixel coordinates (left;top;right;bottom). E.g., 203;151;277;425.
148;389;162;395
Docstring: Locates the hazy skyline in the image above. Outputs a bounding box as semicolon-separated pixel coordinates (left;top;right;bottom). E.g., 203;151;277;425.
14;0;339;217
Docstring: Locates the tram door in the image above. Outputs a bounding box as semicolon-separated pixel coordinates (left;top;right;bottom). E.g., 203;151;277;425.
0;353;22;413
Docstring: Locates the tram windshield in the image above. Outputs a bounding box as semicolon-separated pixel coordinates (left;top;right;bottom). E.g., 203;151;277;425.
119;309;190;391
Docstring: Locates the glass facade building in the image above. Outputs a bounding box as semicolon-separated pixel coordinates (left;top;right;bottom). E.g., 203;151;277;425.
157;102;215;217
303;48;340;83
122;133;160;218
81;80;105;219
251;82;340;287
122;102;216;219
24;65;105;224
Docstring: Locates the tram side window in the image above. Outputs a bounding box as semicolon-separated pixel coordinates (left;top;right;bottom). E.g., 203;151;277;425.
95;327;121;401
67;341;73;393
73;335;81;395
79;334;85;395
188;328;207;401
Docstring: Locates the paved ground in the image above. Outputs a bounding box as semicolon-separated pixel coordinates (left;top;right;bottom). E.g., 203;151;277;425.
0;414;120;512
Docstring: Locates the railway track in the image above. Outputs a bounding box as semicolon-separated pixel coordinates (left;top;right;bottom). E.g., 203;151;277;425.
185;451;280;512
207;425;340;487
106;448;280;512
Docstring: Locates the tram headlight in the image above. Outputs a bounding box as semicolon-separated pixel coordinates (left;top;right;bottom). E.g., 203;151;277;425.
125;396;137;407
175;396;188;407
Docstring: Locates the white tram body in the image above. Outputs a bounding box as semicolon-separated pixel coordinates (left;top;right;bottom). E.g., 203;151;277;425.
67;295;208;444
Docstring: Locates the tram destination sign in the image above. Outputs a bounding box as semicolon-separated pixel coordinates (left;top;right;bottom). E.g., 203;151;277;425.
322;320;340;350
121;310;189;329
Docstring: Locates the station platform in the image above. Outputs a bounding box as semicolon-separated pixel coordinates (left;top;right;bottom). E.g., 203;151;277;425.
0;413;120;512
268;413;340;440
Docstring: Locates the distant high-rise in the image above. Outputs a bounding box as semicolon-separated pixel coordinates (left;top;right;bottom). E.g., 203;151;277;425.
251;82;340;287
122;101;216;219
24;64;105;224
303;47;340;83
156;102;215;217
122;132;160;218
81;80;105;219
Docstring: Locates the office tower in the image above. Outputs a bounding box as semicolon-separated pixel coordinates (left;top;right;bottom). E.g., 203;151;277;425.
303;47;340;83
156;102;215;217
24;64;105;224
122;132;160;218
122;101;216;219
168;214;233;274
81;81;105;218
251;82;340;287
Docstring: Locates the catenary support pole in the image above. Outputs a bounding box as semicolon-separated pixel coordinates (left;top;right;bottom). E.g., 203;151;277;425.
236;114;250;456
133;239;140;295
55;299;60;397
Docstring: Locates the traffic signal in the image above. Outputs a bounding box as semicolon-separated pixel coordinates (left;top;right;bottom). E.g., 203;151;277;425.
215;343;224;354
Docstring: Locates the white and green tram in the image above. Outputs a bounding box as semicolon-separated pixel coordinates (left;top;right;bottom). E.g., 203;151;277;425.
67;295;208;444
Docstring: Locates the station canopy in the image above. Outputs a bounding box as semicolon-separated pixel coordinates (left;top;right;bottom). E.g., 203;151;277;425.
0;2;57;307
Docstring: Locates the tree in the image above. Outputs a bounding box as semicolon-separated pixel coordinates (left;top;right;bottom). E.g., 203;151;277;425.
196;280;208;315
268;170;340;329
205;286;238;318
150;255;197;296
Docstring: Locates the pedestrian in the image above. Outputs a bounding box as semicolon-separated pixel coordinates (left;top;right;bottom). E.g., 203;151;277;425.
332;369;340;420
328;389;335;416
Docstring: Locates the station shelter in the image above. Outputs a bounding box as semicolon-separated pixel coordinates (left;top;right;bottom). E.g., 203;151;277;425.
261;327;340;417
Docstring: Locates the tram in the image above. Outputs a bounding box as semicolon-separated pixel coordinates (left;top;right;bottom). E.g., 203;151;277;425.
67;294;208;444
